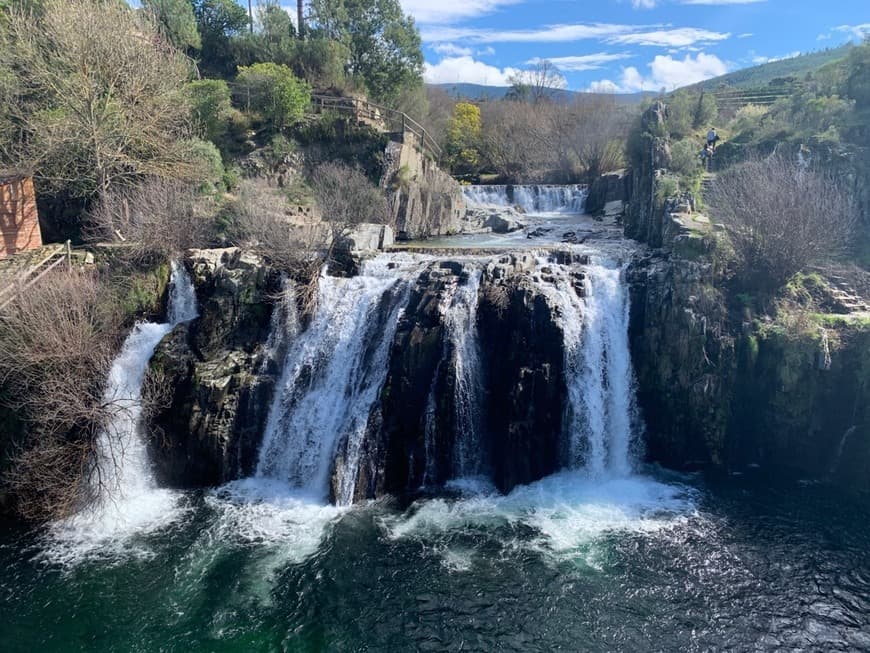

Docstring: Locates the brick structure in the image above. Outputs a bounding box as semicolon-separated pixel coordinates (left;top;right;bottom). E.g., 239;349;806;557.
0;174;42;259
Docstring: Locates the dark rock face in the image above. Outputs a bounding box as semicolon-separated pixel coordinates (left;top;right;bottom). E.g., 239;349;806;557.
628;253;734;468
145;248;283;487
352;253;573;499
729;328;870;484
477;269;565;492
585;170;629;215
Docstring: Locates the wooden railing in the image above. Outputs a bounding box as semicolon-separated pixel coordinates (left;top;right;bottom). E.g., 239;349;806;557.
0;241;72;312
309;94;442;161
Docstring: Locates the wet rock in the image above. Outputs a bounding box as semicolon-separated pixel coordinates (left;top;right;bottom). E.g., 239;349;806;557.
145;249;284;486
586;170;628;215
484;213;524;234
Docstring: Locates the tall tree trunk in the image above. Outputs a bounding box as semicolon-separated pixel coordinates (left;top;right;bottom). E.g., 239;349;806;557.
248;0;253;33
297;0;305;40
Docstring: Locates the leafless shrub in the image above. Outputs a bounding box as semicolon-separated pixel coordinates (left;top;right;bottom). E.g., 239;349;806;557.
480;101;550;182
0;271;123;520
563;95;628;179
87;178;211;261
479;95;628;182
310;161;387;230
227;178;325;312
708;153;858;289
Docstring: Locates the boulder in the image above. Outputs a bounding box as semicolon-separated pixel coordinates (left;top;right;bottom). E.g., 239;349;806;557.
330;223;395;276
585;170;629;215
484;212;524;234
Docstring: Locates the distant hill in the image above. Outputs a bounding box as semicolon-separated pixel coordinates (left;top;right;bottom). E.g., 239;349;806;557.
691;43;854;91
427;83;649;105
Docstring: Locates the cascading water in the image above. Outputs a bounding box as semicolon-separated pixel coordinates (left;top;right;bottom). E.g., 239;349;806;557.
255;255;419;505
532;255;638;477
444;269;485;477
464;184;586;213
49;262;198;556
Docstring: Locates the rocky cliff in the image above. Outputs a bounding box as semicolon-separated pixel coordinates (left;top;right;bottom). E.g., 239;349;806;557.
625;103;870;490
382;139;466;240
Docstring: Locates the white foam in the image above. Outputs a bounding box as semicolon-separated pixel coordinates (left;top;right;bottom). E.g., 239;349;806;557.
381;471;696;561
205;478;345;560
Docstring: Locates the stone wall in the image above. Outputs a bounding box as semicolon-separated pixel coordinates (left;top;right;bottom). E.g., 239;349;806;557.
0;175;42;259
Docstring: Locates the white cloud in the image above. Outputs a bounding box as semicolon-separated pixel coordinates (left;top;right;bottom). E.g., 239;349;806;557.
422;23;727;49
423;56;520;86
433;43;474;56
608;27;729;47
590;52;728;92
421;23;643;44
400;0;523;25
751;51;800;65
828;23;870;41
632;0;658;7
588;79;622;93
529;52;633;72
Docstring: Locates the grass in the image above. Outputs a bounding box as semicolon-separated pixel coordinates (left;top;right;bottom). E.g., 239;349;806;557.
812;313;870;329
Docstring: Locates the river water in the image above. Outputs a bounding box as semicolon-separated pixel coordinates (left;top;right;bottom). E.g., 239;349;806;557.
2;472;870;652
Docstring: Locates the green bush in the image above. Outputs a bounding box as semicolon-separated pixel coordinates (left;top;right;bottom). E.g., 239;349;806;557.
655;174;680;205
291;38;350;90
182;138;225;192
236;62;311;132
670;139;702;177
185;79;232;143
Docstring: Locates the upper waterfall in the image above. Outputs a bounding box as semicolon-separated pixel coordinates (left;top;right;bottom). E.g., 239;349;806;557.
464;184;586;214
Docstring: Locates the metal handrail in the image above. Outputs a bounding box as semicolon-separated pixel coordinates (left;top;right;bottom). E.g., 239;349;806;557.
310;94;442;160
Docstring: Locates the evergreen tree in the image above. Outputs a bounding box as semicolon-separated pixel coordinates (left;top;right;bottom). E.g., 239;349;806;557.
142;0;201;51
308;0;422;103
193;0;249;76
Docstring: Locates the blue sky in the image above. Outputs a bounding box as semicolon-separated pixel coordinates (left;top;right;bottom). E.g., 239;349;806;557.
399;0;869;91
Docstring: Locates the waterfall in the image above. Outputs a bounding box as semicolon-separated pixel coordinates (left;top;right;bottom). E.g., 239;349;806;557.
96;261;198;503
464;185;586;214
533;257;638;477
444;269;485;477
255;256;418;505
50;262;198;553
